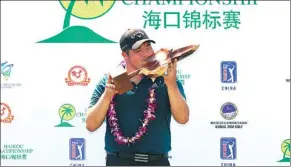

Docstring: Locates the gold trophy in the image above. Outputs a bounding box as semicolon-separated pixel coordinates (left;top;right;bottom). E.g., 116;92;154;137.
111;44;200;94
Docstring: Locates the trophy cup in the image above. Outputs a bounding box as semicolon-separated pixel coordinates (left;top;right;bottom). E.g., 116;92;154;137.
111;44;200;94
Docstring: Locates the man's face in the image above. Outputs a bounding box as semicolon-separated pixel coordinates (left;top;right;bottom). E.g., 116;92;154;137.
126;41;154;69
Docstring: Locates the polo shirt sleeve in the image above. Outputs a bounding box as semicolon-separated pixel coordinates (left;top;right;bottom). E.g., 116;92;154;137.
88;75;108;108
176;79;186;101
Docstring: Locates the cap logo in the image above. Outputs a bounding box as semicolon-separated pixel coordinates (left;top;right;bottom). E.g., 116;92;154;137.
121;44;127;50
131;31;145;39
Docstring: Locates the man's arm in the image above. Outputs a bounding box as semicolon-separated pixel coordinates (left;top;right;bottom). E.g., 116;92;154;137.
86;75;118;132
163;59;189;124
167;80;189;124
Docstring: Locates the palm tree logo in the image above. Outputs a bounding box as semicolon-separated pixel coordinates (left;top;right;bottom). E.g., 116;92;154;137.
55;104;76;127
37;0;116;43
277;139;290;162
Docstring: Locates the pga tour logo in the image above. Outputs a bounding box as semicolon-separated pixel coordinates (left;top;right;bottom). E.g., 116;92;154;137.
220;137;237;160
69;138;86;161
221;61;237;91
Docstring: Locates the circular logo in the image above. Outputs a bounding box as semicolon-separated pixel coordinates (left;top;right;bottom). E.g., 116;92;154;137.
58;104;76;121
281;139;290;156
65;65;90;86
220;102;238;120
59;0;116;19
1;103;14;123
68;66;88;83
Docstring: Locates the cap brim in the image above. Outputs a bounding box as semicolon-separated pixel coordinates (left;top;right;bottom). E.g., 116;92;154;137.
132;39;156;50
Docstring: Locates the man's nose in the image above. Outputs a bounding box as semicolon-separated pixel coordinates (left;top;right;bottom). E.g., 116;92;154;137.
141;51;153;60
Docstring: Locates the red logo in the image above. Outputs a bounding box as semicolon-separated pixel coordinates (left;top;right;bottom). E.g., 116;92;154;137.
65;65;90;86
1;103;14;123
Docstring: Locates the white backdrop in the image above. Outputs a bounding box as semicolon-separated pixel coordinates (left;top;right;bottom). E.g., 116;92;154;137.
1;1;290;166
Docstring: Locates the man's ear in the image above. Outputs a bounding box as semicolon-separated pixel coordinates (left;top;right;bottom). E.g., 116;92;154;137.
122;51;128;59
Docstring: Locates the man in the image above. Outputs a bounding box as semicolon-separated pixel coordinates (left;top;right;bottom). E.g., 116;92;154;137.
86;28;189;166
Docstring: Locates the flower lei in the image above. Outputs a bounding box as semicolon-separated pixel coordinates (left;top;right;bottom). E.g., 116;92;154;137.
107;87;157;145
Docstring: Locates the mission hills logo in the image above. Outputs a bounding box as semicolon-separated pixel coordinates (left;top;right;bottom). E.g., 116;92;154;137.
37;0;116;43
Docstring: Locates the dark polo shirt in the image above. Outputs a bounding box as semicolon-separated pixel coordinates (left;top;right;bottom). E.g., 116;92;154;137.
89;74;186;154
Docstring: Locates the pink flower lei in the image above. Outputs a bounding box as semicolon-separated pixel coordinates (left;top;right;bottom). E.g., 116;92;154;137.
107;87;157;145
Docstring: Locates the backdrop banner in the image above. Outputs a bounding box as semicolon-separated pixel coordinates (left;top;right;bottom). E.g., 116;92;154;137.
1;1;290;166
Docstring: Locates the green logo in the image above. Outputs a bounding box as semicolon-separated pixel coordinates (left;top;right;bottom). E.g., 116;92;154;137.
277;139;290;162
55;104;76;127
37;0;116;43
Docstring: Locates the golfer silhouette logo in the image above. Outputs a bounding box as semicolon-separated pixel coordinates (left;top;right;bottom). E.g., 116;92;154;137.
227;140;235;159
37;0;116;43
70;138;86;160
220;137;237;160
221;61;237;83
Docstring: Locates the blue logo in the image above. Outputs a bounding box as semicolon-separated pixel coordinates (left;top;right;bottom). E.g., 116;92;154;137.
69;138;86;161
220;102;238;120
1;61;14;81
220;137;237;160
221;61;237;83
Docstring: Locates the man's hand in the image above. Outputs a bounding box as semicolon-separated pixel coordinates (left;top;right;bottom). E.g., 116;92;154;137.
163;59;178;87
104;75;119;99
86;75;118;132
